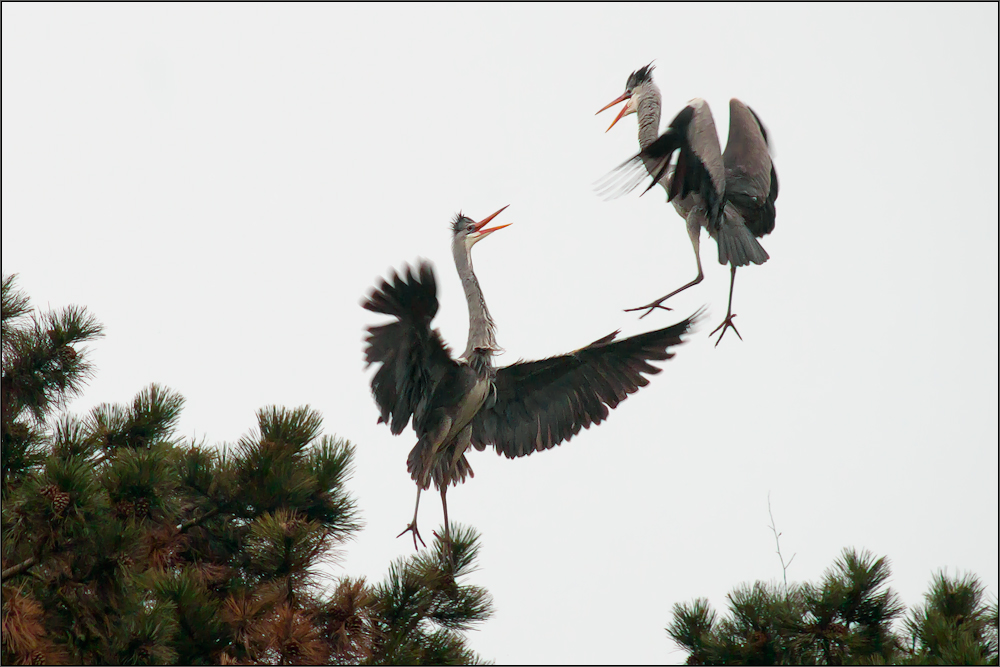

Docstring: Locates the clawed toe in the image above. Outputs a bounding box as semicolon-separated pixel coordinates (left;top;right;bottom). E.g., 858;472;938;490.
711;313;742;346
625;298;674;319
397;522;426;550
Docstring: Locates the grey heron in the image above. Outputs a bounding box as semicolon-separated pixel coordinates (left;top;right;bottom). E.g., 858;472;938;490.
597;64;778;345
363;206;698;552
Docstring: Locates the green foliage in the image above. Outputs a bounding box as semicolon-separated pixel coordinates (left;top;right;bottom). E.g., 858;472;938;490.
1;274;493;664
2;275;103;427
903;571;998;665
666;548;997;665
370;525;493;664
2;275;103;494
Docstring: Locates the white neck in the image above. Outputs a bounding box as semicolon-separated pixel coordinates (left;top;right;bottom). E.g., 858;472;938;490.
452;240;498;361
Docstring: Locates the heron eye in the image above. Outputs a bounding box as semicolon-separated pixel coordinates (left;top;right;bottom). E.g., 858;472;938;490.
467;224;475;232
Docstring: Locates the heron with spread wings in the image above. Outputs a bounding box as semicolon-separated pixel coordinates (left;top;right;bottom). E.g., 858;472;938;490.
363;206;697;550
597;64;779;345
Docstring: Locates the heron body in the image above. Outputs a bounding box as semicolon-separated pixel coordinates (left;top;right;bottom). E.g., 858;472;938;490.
363;207;698;552
598;64;778;345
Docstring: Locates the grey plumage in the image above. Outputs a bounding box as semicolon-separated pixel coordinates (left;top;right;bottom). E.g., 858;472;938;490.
363;208;698;551
452;214;500;360
598;68;779;344
471;322;696;458
364;209;508;551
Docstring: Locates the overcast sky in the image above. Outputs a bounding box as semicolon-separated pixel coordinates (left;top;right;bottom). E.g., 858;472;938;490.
3;4;998;664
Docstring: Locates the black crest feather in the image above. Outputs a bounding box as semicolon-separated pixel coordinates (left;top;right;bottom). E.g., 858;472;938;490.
451;211;472;234
626;63;655;90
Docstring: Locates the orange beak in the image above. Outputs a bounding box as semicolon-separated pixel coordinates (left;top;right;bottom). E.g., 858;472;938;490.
596;91;632;132
473;205;511;236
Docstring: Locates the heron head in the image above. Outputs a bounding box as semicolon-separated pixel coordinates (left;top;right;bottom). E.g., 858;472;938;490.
626;63;655;90
597;62;656;132
452;206;511;250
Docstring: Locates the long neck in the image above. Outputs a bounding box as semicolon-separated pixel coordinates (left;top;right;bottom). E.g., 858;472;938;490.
636;84;662;151
453;242;498;361
636;83;670;189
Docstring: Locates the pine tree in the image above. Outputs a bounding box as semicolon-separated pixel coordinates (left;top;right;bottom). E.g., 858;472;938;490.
2;274;493;664
2;273;103;497
901;570;999;665
666;547;998;665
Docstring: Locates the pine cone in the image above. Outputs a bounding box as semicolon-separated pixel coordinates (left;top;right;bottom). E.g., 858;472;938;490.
134;497;151;517
59;345;77;364
119;553;135;568
39;484;58;500
116;500;136;518
31;650;46;665
345;614;363;634
749;630;769;651
51;491;70;514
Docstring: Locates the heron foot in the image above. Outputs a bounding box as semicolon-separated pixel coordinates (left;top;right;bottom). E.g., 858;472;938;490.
624;296;674;320
397;521;426;550
711;313;742;347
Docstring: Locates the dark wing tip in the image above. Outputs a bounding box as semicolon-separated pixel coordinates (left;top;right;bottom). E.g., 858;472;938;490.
684;307;706;330
595;127;685;201
361;259;438;320
667;308;705;339
594;152;652;201
587;330;621;348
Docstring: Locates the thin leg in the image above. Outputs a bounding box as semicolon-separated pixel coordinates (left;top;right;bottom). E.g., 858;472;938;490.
626;213;705;319
710;265;742;346
397;486;426;550
440;486;450;544
440;485;455;570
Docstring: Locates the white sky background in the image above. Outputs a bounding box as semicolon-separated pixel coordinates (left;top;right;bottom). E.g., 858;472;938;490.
3;3;998;664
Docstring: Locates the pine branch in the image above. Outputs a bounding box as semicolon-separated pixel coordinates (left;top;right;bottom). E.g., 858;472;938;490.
178;506;222;533
2;534;82;582
1;555;38;582
3;274;494;662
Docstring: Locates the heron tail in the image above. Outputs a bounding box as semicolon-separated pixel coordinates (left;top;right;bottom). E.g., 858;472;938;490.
441;454;474;488
407;438;474;490
407;436;437;490
710;206;770;267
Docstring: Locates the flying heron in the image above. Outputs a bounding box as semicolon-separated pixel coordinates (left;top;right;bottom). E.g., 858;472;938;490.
363;206;698;552
597;64;778;345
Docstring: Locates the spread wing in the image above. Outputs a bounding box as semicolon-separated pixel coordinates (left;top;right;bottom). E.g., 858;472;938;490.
471;313;698;458
362;261;459;436
724;99;778;237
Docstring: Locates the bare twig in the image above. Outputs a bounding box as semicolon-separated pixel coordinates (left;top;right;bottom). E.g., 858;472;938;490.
1;555;39;582
767;492;796;590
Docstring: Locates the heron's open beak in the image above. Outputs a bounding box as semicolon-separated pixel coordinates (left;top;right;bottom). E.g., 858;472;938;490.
472;205;511;238
597;92;632;132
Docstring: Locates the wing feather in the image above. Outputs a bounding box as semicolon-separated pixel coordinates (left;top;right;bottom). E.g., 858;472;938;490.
362;261;459;436
471;314;698;458
724;99;778;238
596;101;726;231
